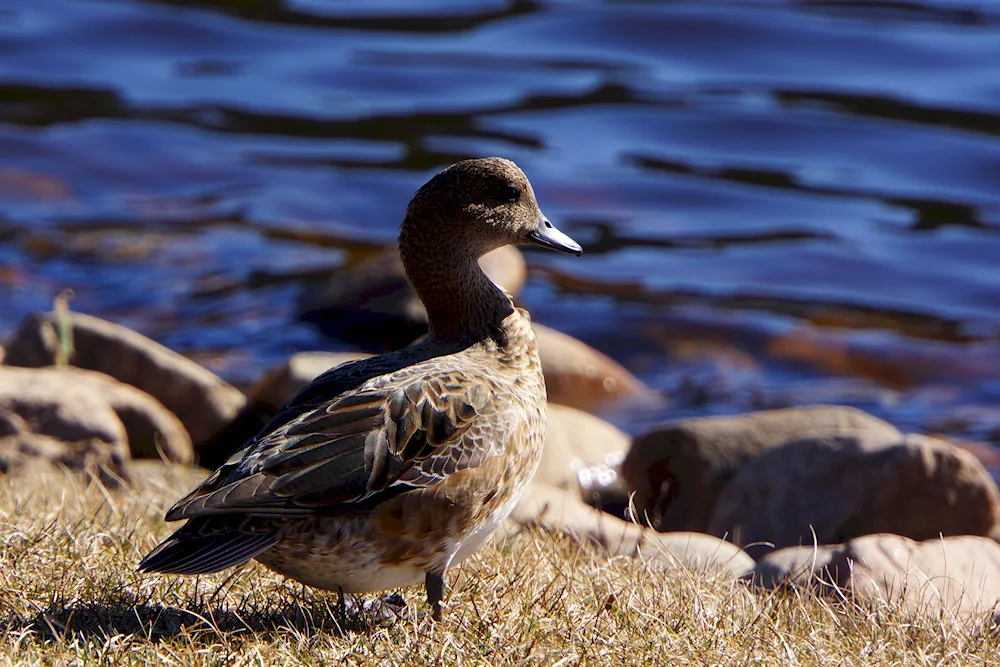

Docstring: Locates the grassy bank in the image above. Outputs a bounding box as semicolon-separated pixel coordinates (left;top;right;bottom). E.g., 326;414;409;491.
0;463;997;666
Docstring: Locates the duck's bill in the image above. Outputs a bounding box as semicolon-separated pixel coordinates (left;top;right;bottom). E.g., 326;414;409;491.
527;214;583;256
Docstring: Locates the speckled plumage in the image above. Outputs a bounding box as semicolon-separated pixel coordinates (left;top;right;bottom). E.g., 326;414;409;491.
139;157;582;619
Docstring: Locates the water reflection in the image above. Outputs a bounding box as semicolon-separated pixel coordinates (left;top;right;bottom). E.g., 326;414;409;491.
0;0;998;443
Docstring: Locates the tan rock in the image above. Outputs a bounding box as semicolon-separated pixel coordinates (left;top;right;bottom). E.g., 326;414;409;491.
57;368;193;464
297;245;526;351
3;311;246;445
750;533;1000;622
711;433;1000;555
533;323;648;412
644;531;755;579
946;436;1000;468
511;483;752;577
0;366;131;483
536;403;630;495
0;431;129;484
0;366;128;450
249;351;372;411
749;544;842;590
621;406;901;533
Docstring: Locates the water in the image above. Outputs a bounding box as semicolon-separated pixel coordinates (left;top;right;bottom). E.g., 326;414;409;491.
1;0;999;442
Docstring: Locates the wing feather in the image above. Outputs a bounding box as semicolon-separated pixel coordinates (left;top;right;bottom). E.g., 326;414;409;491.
165;351;508;521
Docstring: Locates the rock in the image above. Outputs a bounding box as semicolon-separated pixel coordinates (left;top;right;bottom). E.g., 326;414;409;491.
0;366;128;449
620;405;901;533
749;544;842;590
646;531;755;579
533;323;649;412
480;245;527;296
749;533;1000;622
0;366;131;482
0;431;129;484
57;368;193;464
511;483;753;578
945;437;1000;487
249;351;372;412
3;311;246;446
0;409;19;438
711;433;1000;556
298;245;526;351
536;404;630;495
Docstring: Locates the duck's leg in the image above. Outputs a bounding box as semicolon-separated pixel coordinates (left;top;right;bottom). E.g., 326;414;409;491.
425;571;445;621
336;586;348;629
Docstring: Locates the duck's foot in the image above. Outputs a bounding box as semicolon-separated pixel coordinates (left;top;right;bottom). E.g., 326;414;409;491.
331;589;406;630
361;592;407;627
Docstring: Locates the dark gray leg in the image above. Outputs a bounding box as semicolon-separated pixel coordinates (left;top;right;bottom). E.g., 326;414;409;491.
425;572;445;621
337;586;347;629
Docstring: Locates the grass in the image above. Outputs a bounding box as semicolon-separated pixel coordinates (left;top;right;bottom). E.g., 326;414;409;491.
1;463;999;666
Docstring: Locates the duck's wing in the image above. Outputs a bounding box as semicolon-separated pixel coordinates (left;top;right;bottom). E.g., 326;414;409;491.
165;357;507;521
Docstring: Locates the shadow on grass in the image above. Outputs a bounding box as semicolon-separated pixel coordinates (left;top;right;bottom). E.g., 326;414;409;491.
3;589;407;643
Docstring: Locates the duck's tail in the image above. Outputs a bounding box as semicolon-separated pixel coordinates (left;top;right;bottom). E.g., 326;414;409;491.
138;518;279;575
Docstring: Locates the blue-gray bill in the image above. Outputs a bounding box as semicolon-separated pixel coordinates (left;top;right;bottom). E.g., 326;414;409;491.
527;215;583;256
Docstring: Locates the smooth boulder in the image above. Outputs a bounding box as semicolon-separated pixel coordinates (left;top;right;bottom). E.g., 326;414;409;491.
0;367;131;481
711;433;1000;556
56;367;193;463
0;366;128;450
511;483;753;578
533;323;649;412
621;405;901;533
536;404;630;494
3;311;246;446
298;245;526;351
750;533;1000;621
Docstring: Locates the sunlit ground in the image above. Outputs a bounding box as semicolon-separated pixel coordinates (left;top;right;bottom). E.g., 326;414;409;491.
1;463;997;666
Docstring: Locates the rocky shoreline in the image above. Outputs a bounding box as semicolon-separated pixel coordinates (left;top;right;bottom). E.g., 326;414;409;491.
3;295;1000;625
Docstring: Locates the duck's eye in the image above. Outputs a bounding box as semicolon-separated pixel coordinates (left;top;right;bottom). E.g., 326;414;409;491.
501;184;521;203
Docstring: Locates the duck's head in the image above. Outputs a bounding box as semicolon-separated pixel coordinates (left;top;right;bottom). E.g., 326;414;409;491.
402;157;583;258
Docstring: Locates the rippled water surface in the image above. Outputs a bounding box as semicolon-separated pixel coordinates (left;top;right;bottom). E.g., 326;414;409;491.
1;0;999;440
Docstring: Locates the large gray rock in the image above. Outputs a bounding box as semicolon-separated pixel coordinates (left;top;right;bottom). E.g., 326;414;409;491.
621;406;901;533
3;311;246;446
749;533;1000;622
298;245;526;351
711;433;1000;555
510;483;753;578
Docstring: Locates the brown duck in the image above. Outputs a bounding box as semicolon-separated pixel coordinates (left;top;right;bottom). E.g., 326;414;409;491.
139;157;583;620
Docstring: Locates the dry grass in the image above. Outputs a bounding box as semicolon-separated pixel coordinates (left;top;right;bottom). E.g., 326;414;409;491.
1;463;999;666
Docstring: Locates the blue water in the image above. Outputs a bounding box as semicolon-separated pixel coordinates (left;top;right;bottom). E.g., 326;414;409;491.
1;0;999;441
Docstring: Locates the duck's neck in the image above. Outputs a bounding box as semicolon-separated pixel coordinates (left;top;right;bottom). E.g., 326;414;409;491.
400;234;515;344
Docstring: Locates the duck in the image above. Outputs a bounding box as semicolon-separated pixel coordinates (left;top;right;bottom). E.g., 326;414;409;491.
139;157;583;620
